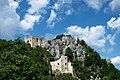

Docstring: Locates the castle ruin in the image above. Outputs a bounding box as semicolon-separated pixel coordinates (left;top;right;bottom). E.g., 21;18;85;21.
50;55;73;75
24;35;46;48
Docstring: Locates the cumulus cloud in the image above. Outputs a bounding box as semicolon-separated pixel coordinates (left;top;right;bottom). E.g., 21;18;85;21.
109;0;120;11
21;14;41;30
107;16;120;29
27;0;49;14
21;0;50;30
65;25;116;49
20;0;50;31
0;0;47;40
111;56;120;65
65;25;106;48
0;0;23;40
46;10;57;27
9;0;19;9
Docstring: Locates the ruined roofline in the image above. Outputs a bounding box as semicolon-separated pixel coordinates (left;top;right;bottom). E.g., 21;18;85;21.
25;35;45;39
50;55;73;75
51;55;67;62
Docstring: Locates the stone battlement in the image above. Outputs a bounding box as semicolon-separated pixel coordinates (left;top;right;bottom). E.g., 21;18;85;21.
24;35;46;48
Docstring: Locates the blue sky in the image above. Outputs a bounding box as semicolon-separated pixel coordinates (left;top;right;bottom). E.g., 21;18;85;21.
0;0;120;70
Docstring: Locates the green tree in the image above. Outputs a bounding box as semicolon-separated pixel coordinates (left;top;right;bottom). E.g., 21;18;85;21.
0;39;53;80
57;74;76;80
65;47;73;61
1;36;120;80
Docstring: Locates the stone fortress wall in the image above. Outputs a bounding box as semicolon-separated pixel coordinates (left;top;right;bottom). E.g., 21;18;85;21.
24;35;46;48
50;55;73;75
24;35;86;76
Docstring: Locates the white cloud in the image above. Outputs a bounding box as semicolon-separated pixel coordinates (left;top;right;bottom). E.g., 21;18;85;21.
83;0;104;10
111;56;120;65
107;34;116;45
109;0;120;11
9;0;19;9
65;25;106;48
0;0;23;40
48;0;73;27
27;0;49;14
46;10;57;27
107;16;120;29
0;0;43;40
53;3;60;10
21;0;50;29
21;14;41;30
53;0;72;10
65;9;72;15
20;0;49;31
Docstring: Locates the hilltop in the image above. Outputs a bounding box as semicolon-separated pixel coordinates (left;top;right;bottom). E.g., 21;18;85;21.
0;35;120;80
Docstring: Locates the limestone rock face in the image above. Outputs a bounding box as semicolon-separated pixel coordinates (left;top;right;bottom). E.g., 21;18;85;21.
25;35;86;61
46;35;86;60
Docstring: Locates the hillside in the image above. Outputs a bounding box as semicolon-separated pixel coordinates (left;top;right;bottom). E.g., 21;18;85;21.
0;35;120;80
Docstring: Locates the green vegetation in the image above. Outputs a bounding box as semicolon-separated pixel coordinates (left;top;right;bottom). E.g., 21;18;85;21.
0;39;76;80
72;39;120;80
55;34;65;39
56;74;76;80
55;34;72;39
0;39;54;80
0;38;120;80
65;47;73;61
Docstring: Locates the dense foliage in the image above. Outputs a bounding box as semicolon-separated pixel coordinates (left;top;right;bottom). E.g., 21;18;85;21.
0;38;120;80
65;47;73;61
72;40;120;80
55;34;71;40
56;74;76;80
0;39;54;80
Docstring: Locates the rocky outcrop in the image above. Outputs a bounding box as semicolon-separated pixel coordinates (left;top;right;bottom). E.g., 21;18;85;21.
25;35;86;61
46;35;86;61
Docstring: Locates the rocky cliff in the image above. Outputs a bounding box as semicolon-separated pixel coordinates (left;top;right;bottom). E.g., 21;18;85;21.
46;35;85;59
